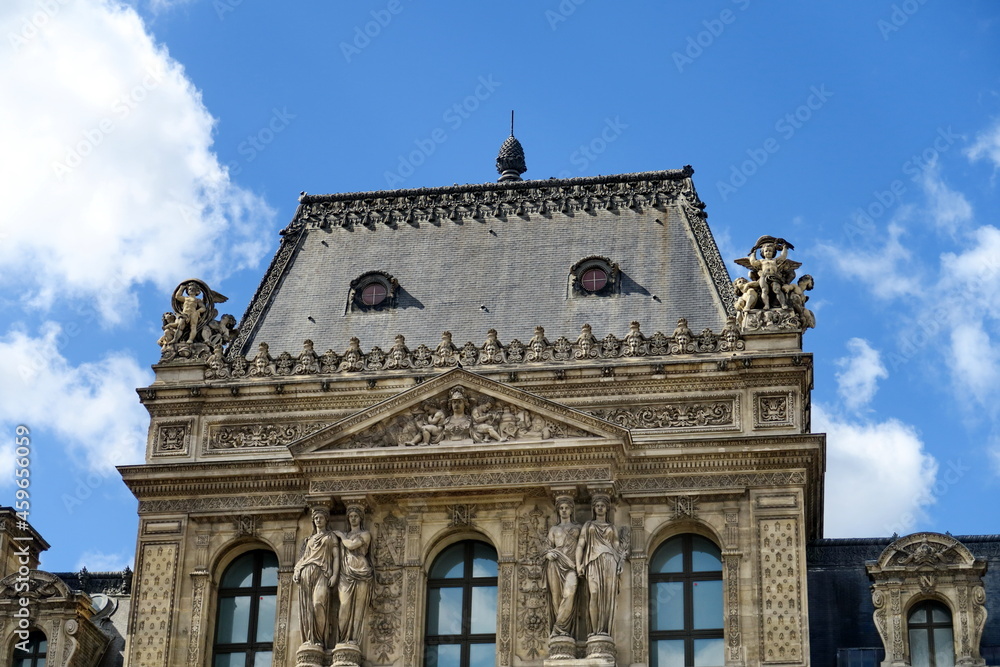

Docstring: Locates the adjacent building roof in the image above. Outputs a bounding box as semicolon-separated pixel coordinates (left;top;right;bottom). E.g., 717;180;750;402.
233;167;735;358
806;536;1000;667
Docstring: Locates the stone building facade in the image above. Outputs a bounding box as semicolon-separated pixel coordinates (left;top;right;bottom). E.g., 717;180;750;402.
3;140;996;667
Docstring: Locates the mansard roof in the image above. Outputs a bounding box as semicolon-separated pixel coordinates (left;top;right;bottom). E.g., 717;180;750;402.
233;167;735;358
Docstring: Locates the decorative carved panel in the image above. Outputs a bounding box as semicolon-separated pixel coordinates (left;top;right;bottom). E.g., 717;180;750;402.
589;398;738;432
753;392;795;429
153;421;190;456
758;519;804;664
206;421;330;451
515;506;549;661
186;573;208;667
371;513;405;663
129;542;179;667
273;570;293;666
724;554;743;663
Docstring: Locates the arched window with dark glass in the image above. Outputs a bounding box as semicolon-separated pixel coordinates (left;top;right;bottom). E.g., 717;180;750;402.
425;540;498;667
909;601;955;667
12;630;46;667
649;534;724;667
213;549;278;667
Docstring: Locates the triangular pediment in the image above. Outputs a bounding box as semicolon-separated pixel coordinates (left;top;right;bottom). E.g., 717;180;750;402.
289;368;629;456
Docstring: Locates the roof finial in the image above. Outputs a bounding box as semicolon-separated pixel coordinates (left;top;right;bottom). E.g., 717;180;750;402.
496;112;526;183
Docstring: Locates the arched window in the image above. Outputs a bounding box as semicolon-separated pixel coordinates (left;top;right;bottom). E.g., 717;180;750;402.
649;534;724;667
425;540;498;666
908;601;955;667
12;630;46;667
213;549;278;667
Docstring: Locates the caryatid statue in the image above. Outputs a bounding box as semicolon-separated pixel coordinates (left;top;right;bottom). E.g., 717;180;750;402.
334;502;374;649
575;493;630;657
293;505;340;649
544;494;581;638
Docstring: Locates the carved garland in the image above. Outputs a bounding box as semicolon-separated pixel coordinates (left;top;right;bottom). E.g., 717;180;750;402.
515;506;549;660
589;400;736;430
206;421;331;450
186;573;208;667
371;514;405;662
273;570;292;666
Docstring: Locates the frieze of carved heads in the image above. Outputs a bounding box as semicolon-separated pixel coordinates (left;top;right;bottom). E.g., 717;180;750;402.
198;320;745;379
336;386;592;449
733;236;815;332
158;279;239;363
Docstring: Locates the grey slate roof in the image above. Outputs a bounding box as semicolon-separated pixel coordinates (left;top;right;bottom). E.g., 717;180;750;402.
234;168;734;357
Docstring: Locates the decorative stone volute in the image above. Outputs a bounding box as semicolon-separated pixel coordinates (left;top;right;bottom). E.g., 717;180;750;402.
733;236;815;333
866;532;988;667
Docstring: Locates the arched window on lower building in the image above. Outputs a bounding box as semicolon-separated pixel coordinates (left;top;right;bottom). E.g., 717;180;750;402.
908;601;955;667
212;549;279;667
12;630;46;667
649;534;724;667
424;540;498;667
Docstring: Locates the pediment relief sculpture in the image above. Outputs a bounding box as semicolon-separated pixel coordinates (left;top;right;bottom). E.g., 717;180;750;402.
0;569;73;600
329;386;595;450
872;532;978;571
733;236;815;332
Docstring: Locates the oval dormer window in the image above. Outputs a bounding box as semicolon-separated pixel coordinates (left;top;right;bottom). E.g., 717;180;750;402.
348;272;398;312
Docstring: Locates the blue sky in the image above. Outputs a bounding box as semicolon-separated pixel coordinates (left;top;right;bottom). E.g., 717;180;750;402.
1;0;999;572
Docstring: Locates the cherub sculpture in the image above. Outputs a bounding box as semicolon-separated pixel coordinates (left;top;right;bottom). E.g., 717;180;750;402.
734;237;801;311
732;236;815;331
158;279;235;360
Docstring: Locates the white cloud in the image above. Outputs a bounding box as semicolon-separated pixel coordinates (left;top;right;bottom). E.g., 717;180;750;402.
966;120;1000;170
835;338;888;412
822;221;916;299
75;549;134;572
948;322;1000;407
0;0;274;324
815;404;938;537
0;323;151;478
918;161;973;234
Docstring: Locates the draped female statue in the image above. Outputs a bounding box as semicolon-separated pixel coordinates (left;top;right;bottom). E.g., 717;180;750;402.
544;496;581;637
334;504;374;646
293;507;340;648
575;494;627;638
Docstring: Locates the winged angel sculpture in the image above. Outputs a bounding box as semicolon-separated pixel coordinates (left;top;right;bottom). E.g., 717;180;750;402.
157;279;239;361
733;236;815;331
